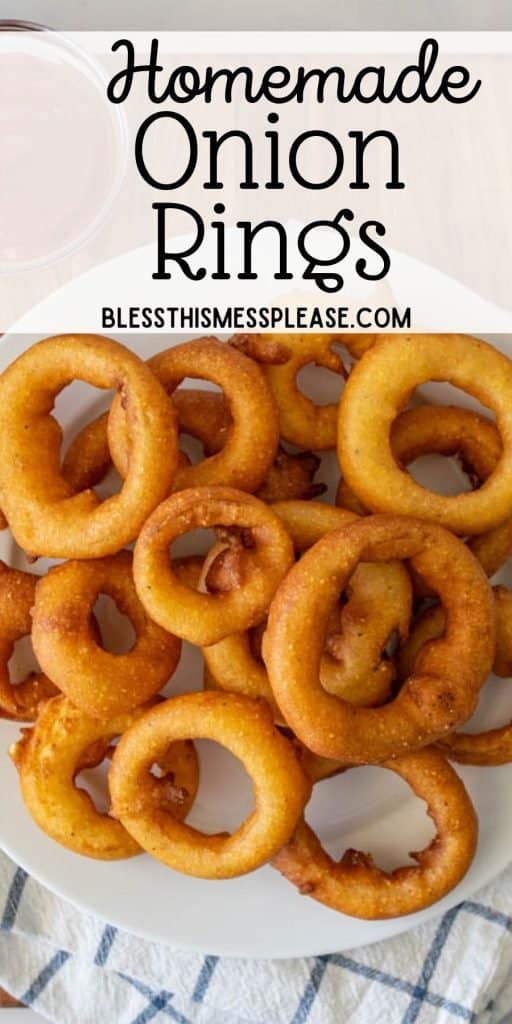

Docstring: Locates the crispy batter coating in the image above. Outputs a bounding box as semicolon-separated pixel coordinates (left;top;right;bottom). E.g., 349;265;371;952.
256;448;326;502
280;729;347;783
0;335;178;558
203;501;412;715
338;335;512;535
0;562;57;721
10;695;199;859
172;388;230;455
232;332;378;450
62;410;111;492
231;333;367;450
263;515;495;763
273;748;477;918
32;550;181;717
64;385;325;505
338;404;512;576
108;337;279;493
399;587;512;765
110;692;311;879
1;332;508;921
173;390;326;498
133;487;294;646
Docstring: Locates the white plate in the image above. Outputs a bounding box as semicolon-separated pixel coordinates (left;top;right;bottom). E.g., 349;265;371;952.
0;326;512;959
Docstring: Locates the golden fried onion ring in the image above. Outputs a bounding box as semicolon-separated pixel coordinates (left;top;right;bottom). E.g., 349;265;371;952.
0;563;57;721
0;335;178;558
338;335;512;535
174;387;327;502
108;337;279;493
62;389;229;498
398;587;512;765
110;692;311;878
173;390;326;499
32;550;181;717
338;404;512;578
263;515;494;763
290;745;346;784
172;387;230;455
231;333;378;450
64;384;325;508
10;695;199;860
273;748;477;918
62;410;112;492
338;404;500;514
133;487;294;645
256;449;326;502
203;501;411;712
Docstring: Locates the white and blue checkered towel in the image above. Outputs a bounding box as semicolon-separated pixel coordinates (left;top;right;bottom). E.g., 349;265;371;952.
1;848;512;1024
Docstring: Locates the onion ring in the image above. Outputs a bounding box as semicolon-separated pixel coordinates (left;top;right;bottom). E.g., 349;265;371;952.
203;621;283;718
338;404;512;575
65;382;325;505
263;514;494;762
62;411;191;496
133;486;294;645
108;337;279;493
398;587;512;765
337;403;512;608
61;389;228;497
172;555;204;589
62;411;111;492
470;517;512;580
10;695;199;860
0;563;57;721
279;729;346;783
232;333;376;450
172;388;230;455
493;585;512;677
110;691;311;879
292;748;346;783
275;502;412;707
0;334;178;558
338;335;512;535
172;389;326;500
273;748;477;918
257;448;326;502
32;550;181;717
204;501;411;712
338;404;501;515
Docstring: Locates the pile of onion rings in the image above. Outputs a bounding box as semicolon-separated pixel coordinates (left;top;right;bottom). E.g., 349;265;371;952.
2;330;511;923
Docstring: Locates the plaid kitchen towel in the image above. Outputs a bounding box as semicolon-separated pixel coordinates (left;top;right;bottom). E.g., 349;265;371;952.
1;849;512;1024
